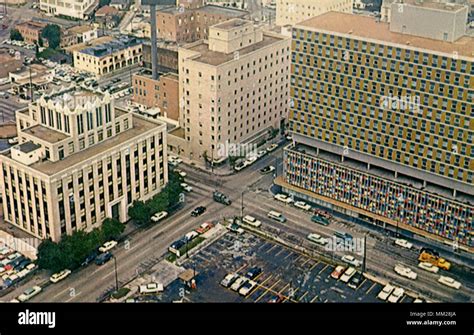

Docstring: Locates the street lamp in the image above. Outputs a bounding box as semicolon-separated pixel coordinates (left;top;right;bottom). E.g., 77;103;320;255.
111;255;119;291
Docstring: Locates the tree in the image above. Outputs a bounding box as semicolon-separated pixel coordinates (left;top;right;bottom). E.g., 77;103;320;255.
228;155;239;170
101;218;125;241
37;239;65;273
128;200;151;225
38;36;44;47
10;29;23;42
41;24;61;49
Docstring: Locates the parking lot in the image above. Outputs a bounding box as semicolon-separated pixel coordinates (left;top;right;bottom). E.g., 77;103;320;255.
159;230;415;303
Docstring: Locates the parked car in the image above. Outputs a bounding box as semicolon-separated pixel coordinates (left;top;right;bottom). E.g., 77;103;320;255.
438;276;461;290
181;183;193;192
151;211;168;222
8;137;18;145
348;272;364;289
388;287;405;303
82;251;98;266
242;215;262;228
266;143;278;152
245;267;262;280
139;282;164;294
213;191;232;205
99;240;118;253
230;276;248;291
331;265;346;280
234;161;248;171
340;267;356;283
256;150;267;159
95;252;113;265
394;238;413;249
259;165;275;174
377;284;395;301
334;231;353;242
220;273;239;288
341;255;361;267
267;210;286;223
268;295;284;303
169;240;186;256
394;264;418;280
184;231;199;242
307;233;328;246
239;280;257;296
196;222;213;234
418;262;439;274
18;286;42;302
174;169;187;178
229;223;244;234
311;215;330;226
294;201;311;211
191;206;206;217
274;193;293;204
50;269;72;283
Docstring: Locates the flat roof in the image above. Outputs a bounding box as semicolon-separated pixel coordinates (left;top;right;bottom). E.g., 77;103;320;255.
27;112;162;176
185;34;284;66
213;18;251;30
296;12;474;58
65;36;114;54
46;90;102;110
22;125;68;144
159;4;247;16
17;141;41;153
68;25;95;34
16;21;47;30
398;0;466;11
79;36;142;58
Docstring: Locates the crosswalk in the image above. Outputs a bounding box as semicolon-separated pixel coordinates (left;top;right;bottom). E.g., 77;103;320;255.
0;99;27;124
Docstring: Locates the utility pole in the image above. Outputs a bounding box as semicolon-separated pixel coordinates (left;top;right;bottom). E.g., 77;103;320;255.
362;234;367;273
29;66;33;102
112;256;119;291
241;190;245;219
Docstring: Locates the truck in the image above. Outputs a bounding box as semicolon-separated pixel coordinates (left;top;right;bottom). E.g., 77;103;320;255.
213;191;232;205
418;249;451;271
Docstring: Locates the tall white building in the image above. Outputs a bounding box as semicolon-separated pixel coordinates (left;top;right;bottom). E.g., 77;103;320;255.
275;0;353;26
0;87;167;242
39;0;99;20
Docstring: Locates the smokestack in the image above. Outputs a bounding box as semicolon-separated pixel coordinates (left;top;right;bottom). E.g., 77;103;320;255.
150;4;158;80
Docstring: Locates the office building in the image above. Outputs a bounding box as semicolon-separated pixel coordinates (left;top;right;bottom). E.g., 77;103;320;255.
275;0;353;26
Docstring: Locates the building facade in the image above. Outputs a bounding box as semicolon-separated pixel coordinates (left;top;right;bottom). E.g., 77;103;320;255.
157;5;248;43
61;25;99;48
39;0;98;19
275;0;353;26
0;88;167;242
281;12;473;250
73;36;143;76
132;72;180;121
178;19;291;163
15;21;47;45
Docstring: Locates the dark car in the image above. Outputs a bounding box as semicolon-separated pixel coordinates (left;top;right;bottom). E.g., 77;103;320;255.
82;251;98;266
268;295;283;303
15;259;31;271
348;272;364;289
311;214;330;226
191;206;206;217
245;267;262;280
10;256;26;269
95;252;113;266
334;231;353;241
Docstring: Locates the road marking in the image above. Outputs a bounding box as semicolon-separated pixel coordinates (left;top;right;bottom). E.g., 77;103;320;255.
274;247;286;257
300;258;311;267
235;263;248;274
356;279;367;291
284;251;294;260
298;291;309;302
65;291;81;302
310;294;319;303
265;244;278;254
318;264;330;275
278;283;290;294
365;282;377;295
310;261;320;270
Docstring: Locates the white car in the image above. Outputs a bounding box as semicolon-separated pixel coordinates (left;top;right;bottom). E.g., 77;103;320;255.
8;137;18;145
418;262;439;273
388;287;405;303
18;286;42;302
151;211;168;222
175;169;187;178
394;238;413;249
139;282;164;294
242;215;262;228
377;284;395;301
438;276;461;290
245;156;258;165
184;231;199;242
266;143;278;152
50;269;71;283
294;201;311;211
180;183;193;192
340;267;356;283
220;273;239;288
238;280;257;296
341;255;362;267
394;264;417;280
256;150;267;158
230;276;248;291
274;193;293;204
98;240;118;253
307;233;328;246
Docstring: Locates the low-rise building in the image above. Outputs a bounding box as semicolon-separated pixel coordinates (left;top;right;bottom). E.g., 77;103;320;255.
61;25;99;48
15;21;47;45
0;87;167;242
0;49;23;79
39;0;99;20
72;36;143;76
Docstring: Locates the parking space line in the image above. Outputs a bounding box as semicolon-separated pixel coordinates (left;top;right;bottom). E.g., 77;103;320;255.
278;283;290;294
310;295;319;303
300;258;311;267
318;264;330;275
309;261;320;270
356;279;367;291
298;291;308;302
399;295;406;303
365;282;377;295
284;252;295;260
274;247;286;257
265;244;278;254
235;263;248;274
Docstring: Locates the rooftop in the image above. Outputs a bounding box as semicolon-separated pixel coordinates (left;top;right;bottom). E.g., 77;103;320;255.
67;24;96;35
296;12;474;58
213;18;251;30
65;35;114;54
22;125;68;144
2;111;162;176
46;89;102;110
79;36;142;58
158;4;247;16
95;5;119;16
184;34;284;66
16;21;47;30
396;0;466;11
17;141;41;153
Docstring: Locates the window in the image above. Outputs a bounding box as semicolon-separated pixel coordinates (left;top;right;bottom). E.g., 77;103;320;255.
96;107;103;127
77;115;84;135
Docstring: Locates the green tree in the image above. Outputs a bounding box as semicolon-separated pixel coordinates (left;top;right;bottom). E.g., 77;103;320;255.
38;36;44;47
10;29;23;41
41;24;61;49
37;239;64;273
101;218;125;241
128;200;151;225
